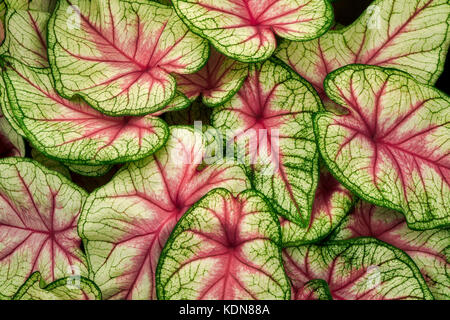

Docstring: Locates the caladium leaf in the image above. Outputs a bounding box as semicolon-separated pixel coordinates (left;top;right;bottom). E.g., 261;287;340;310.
79;127;251;300
276;0;450;110
12;271;102;300
172;0;333;63
48;0;209;116
156;188;290;300
1;8;50;67
175;46;249;107
164;100;211;126
314;65;450;230
31;149;71;178
5;0;56;12
283;237;434;300
1;59;169;165
0;88;24;157
295;279;332;300
212;59;322;227
0;158;88;299
331;201;450;299
280;165;354;246
66;164;113;177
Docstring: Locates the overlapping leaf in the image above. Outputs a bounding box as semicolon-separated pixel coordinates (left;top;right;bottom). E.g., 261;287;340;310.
315;65;449;230
0;0;5;44
0;107;24;158
0;158;87;299
332;201;450;299
79;127;251;299
48;0;209;116
173;0;333;62
283;238;434;300
5;0;56;12
164;101;211;125
1;59;169;164
276;0;450;110
280;165;354;246
175;46;249;107
12;272;102;300
212;59;322;226
157;188;290;300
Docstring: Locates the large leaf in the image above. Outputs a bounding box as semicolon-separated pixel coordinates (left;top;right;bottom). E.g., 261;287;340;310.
1;59;169;165
315;65;450;230
156;188;290;300
79;127;251;299
12;271;102;300
283;238;434;300
276;0;450;110
175;46;249;107
48;0;209;116
172;0;333;63
280;165;354;246
0;158;88;299
331;201;450;299
212;59;322;226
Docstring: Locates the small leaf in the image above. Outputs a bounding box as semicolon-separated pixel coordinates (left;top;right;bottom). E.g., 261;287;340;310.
175;46;249;107
331;201;450;300
48;0;209;116
173;0;333;62
0;158;88;299
283;237;434;300
79;127;251;299
315;65;449;230
296;279;332;300
156;188;290;300
12;272;102;300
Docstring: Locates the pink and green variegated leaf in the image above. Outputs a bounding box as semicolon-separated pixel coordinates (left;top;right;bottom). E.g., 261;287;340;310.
12;272;102;300
276;0;450;110
5;0;56;12
283;237;434;300
164;101;212;125
175;46;249;107
172;0;333;63
295;279;332;300
0;158;88;299
331;201;450;299
48;0;209;116
314;65;450;230
1;9;49;67
212;59;322;227
156;188;290;300
1;59;169;165
280;165;354;246
78;127;251;300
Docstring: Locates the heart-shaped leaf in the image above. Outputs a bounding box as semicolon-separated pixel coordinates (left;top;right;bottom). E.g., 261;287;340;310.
1;59;169;165
12;271;102;300
331;201;450;299
280;165;354;246
283;238;434;300
276;0;450;110
48;0;209;116
172;0;333;62
212;59;322;226
156;188;291;300
0;158;88;299
314;65;449;230
79;127;251;299
175;46;249;107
